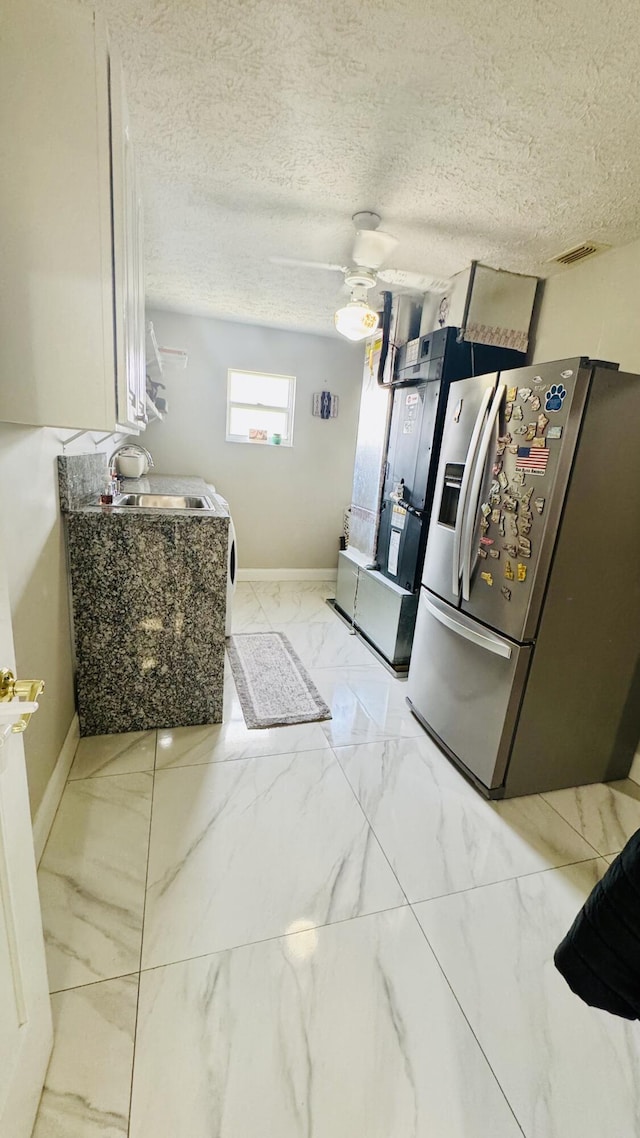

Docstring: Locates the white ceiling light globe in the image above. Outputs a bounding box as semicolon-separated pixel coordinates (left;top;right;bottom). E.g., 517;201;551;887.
334;301;379;342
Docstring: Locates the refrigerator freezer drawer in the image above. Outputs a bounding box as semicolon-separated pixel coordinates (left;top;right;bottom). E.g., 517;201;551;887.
407;590;531;790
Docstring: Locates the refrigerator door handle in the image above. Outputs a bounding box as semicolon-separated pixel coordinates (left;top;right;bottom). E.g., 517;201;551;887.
451;384;494;596
461;384;506;601
425;594;513;659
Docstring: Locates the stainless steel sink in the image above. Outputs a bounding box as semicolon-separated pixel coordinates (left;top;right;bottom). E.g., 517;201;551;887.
112;493;214;510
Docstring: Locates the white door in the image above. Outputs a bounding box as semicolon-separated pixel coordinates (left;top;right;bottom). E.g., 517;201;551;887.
0;545;52;1137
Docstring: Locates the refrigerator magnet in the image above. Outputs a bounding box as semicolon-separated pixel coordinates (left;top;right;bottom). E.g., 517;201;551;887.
507;386;518;402
489;548;500;559
491;508;502;524
518;388;532;402
537;413;549;435
501;586;512;601
481;502;492;517
547;425;563;440
512;404;524;420
498;516;506;536
525;424;537;442
504;402;513;422
480;571;494;586
478;547;488;559
545;384;567;411
504;560;515;580
498;471;509;489
504;543;518;557
503;494;518;512
534;497;545;515
530;395;541;412
531;436;547;448
517;563;528;581
517;538;531;557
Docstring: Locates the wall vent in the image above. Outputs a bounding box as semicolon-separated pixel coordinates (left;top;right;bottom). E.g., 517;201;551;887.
550;241;610;267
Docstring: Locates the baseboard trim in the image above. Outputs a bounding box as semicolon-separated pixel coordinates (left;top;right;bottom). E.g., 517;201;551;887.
237;568;337;582
32;713;79;864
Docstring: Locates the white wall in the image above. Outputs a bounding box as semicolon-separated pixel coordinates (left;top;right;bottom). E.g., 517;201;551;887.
0;425;123;818
532;236;640;370
145;310;362;570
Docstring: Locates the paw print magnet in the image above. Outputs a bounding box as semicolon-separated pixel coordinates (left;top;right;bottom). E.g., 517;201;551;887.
545;384;567;412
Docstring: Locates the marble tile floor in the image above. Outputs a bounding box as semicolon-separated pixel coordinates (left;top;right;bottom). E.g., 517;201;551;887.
33;580;640;1137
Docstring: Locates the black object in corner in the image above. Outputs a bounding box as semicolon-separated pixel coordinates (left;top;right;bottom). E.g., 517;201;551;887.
554;828;640;1020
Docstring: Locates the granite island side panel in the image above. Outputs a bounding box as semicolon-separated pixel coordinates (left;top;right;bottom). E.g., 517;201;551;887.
66;508;229;735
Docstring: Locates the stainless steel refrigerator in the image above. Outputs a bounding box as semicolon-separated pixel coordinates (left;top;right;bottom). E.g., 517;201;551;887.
407;357;640;798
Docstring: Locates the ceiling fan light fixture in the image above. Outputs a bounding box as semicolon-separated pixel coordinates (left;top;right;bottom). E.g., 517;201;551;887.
334;298;379;342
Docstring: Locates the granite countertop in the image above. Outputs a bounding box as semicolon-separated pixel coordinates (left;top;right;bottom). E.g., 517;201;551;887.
68;474;229;518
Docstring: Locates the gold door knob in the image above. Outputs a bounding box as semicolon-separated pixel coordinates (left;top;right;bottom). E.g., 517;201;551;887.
0;669;45;733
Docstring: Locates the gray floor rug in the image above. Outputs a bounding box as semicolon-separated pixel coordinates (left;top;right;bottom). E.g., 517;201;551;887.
227;632;332;729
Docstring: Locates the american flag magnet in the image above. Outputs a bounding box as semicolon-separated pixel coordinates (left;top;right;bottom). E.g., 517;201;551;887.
516;446;549;475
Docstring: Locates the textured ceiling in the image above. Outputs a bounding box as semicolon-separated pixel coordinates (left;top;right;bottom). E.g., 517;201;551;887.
95;0;640;335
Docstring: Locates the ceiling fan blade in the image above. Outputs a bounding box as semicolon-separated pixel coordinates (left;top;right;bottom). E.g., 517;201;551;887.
352;228;398;270
270;256;347;273
377;268;452;293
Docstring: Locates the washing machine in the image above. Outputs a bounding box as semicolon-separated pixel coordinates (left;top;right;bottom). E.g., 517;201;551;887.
207;486;237;636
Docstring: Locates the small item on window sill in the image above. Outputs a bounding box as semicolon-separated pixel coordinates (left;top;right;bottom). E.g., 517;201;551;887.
271;433;282;445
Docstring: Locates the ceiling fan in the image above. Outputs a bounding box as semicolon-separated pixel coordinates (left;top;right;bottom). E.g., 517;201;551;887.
271;211;451;341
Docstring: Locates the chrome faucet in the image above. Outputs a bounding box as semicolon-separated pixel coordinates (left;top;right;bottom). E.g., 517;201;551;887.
108;444;155;471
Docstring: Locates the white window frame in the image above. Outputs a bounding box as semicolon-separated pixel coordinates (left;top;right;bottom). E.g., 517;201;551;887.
226;368;296;446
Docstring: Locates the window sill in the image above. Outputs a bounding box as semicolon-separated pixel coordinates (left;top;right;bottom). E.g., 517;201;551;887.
226;436;293;447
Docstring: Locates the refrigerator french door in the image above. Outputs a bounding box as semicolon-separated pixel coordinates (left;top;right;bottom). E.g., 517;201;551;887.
408;357;640;797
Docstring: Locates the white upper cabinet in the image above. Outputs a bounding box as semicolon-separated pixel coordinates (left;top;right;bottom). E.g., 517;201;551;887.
0;0;146;432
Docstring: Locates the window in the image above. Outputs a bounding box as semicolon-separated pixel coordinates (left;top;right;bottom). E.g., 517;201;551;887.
226;369;296;446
